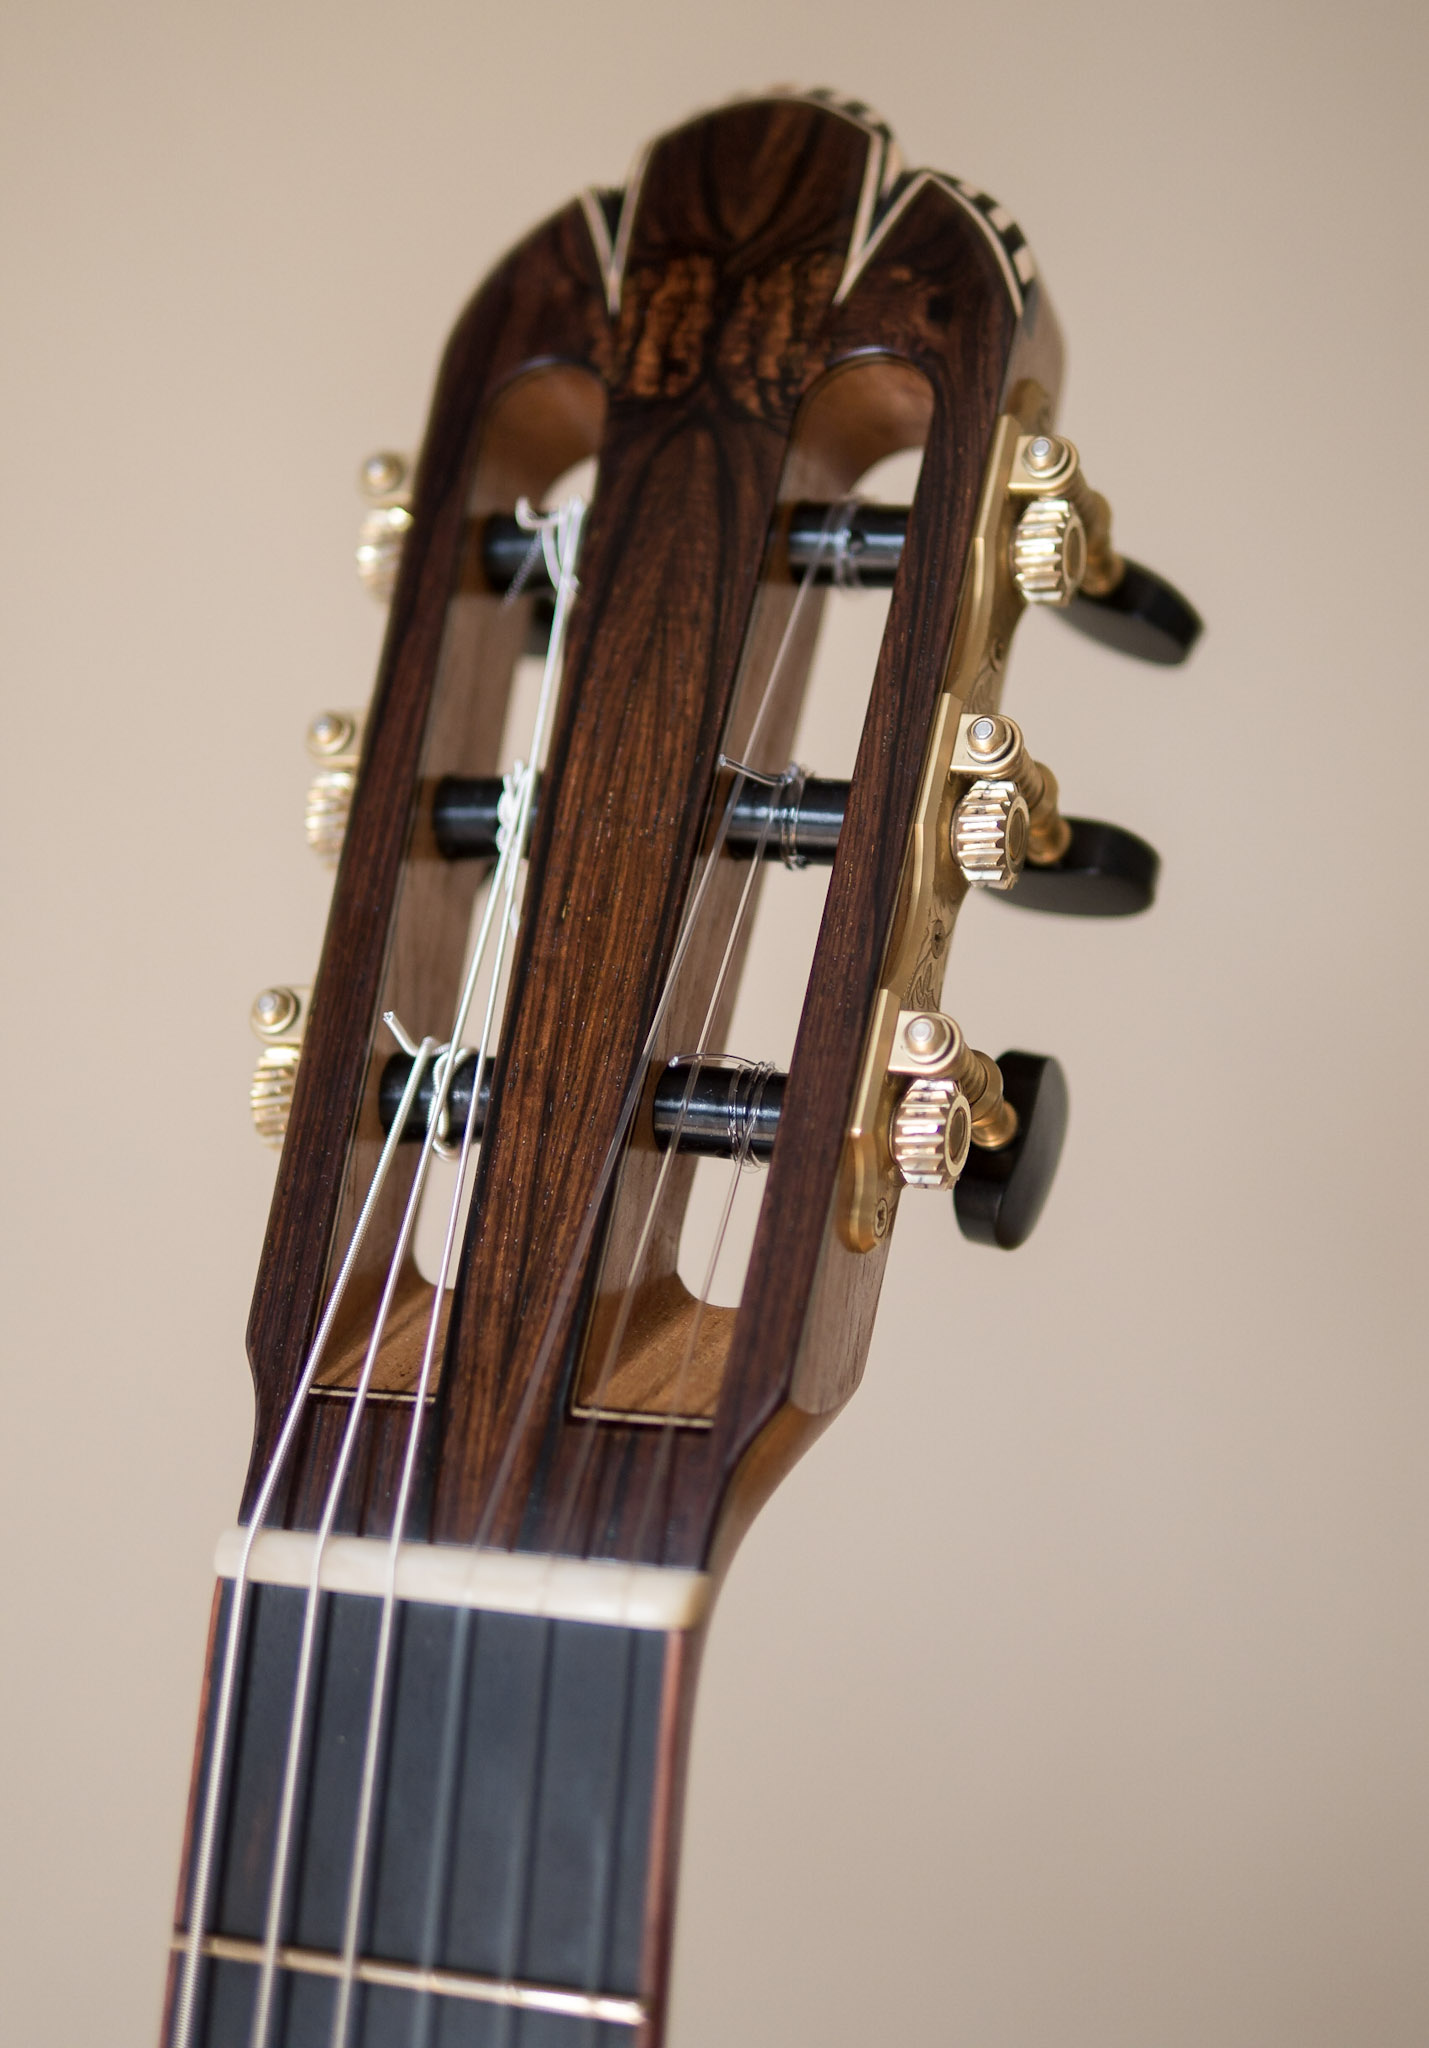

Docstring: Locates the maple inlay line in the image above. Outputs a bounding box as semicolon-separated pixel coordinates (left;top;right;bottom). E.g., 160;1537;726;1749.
172;1935;645;2027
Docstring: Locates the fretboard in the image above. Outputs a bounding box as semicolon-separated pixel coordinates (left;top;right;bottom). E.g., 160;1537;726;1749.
166;1553;698;2048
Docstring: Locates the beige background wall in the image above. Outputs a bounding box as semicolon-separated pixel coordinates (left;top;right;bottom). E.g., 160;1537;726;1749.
2;2;1426;2043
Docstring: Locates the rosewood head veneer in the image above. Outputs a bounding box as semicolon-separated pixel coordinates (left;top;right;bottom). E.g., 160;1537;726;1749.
164;90;1199;2048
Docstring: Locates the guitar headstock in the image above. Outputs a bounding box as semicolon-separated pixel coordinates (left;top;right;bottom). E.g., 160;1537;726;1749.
243;89;1199;1584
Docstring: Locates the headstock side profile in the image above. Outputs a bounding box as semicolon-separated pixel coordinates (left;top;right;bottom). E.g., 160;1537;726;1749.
170;91;1201;2048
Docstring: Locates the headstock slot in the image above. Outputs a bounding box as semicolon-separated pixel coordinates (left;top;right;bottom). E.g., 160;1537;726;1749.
570;361;933;1432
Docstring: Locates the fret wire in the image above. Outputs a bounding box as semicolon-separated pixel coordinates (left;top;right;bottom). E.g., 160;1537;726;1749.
172;1934;644;2027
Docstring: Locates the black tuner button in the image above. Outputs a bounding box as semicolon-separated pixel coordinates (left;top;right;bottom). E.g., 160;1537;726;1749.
1061;555;1202;666
954;1052;1068;1250
1002;816;1160;917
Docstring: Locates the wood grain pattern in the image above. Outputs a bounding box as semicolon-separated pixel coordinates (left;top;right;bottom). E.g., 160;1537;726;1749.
244;93;1062;1570
175;95;1071;2048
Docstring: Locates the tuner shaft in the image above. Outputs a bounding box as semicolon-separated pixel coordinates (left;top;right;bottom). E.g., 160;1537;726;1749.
432;776;1158;913
432;774;847;865
474;505;1201;662
379;1052;785;1161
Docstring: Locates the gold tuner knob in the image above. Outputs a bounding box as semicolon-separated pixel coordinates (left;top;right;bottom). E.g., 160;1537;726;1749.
249;985;309;1147
890;1009;1019;1154
891;1077;974;1189
1009;433;1122;600
954;714;1071;867
305;711;362;864
355;450;413;602
1011;495;1086;606
951;778;1030;889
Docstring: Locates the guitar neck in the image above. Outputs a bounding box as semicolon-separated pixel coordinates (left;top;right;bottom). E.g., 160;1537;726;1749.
162;82;1192;2048
168;1540;703;2046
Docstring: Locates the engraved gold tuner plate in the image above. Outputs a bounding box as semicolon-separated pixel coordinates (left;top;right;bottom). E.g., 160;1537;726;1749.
840;395;1066;1250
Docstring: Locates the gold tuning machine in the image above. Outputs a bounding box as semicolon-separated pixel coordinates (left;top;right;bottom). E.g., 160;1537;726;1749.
305;711;363;864
1007;432;1121;605
950;711;1070;877
249;984;309;1146
887;1009;1017;1193
356;450;413;602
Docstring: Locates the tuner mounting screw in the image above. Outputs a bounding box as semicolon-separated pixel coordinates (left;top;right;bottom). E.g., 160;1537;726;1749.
952;779;1030;889
1011;497;1086;606
891;1077;973;1190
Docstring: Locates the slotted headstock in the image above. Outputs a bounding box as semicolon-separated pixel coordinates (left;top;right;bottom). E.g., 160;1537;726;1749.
246;90;1192;1578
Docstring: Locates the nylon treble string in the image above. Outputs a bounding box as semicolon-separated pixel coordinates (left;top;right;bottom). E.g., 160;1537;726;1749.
527;500;853;2034
171;1033;439;2048
383;495;847;2046
543;499;855;1583
324;495;585;2048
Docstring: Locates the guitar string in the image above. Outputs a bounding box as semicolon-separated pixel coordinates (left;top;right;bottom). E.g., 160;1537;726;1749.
170;1039;439;2048
404;505;848;2043
323;496;585;2048
185;495;581;2048
545;500;848;1572
387;767;751;2048
193;491;836;2044
547;510;846;2032
461;502;841;1586
563;761;783;1441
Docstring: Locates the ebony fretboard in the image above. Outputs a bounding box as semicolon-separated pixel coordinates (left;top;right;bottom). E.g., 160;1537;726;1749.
168;1584;679;2048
